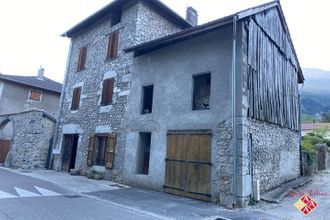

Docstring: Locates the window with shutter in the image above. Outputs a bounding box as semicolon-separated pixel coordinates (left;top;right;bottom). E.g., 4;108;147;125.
107;31;119;59
101;78;115;106
70;87;82;111
28;89;42;101
77;47;87;71
87;133;116;168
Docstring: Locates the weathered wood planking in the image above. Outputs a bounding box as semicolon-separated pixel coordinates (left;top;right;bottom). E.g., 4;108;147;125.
247;13;299;131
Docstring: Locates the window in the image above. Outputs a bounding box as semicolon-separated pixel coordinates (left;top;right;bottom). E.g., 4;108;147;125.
137;132;151;175
94;136;107;166
111;10;122;26
28;89;42;101
70;87;82;111
142;85;154;114
193;73;211;110
77;47;87;71
101;78;115;106
107;31;119;59
87;134;116;169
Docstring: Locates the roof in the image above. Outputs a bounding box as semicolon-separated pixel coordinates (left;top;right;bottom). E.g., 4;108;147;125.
0;74;62;94
125;1;304;83
0;109;56;122
62;0;192;37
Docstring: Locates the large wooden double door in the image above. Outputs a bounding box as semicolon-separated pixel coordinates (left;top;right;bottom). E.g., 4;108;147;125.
164;131;212;201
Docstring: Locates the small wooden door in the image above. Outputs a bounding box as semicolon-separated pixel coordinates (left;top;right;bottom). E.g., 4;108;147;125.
0;140;11;163
164;131;212;201
61;134;79;172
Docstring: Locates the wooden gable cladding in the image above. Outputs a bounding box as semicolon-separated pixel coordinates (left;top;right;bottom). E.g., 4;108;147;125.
107;31;120;59
101;78;115;106
70;87;82;110
86;133;116;169
77;47;87;71
247;17;299;130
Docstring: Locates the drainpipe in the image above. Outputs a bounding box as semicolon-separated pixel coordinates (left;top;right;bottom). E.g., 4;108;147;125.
231;14;238;207
298;83;304;175
50;38;73;170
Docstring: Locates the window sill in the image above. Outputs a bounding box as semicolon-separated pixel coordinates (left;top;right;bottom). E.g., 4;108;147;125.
104;57;119;62
91;165;106;173
100;105;113;113
192;108;210;111
76;67;86;72
27;99;41;103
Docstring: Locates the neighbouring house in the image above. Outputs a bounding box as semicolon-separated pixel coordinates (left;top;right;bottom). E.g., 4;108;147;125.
0;110;56;169
53;0;304;207
302;123;330;138
0;68;62;116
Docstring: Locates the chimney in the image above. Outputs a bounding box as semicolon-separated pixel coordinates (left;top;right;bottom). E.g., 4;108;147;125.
186;7;198;27
37;67;45;79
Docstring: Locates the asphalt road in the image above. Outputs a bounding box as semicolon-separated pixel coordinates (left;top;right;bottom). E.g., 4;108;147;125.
0;168;160;220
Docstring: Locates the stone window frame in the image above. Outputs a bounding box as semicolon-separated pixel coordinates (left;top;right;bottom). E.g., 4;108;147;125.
27;89;42;102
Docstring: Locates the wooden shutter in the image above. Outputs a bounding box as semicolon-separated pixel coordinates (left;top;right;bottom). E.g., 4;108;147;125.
107;31;119;59
29;90;41;101
71;87;82;110
87;135;95;166
101;79;115;105
105;133;116;169
77;47;87;71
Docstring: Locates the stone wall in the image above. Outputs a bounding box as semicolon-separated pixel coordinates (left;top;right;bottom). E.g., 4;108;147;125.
246;119;300;192
54;1;185;181
0;110;55;169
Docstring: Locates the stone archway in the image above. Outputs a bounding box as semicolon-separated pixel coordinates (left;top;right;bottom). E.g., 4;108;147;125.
0;119;14;163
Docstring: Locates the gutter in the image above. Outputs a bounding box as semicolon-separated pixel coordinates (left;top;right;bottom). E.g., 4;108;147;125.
231;14;238;207
49;38;73;169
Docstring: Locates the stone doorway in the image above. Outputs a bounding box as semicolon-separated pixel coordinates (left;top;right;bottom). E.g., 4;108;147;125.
0;119;14;164
61;134;79;172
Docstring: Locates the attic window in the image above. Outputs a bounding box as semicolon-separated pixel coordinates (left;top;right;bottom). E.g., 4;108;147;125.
111;10;122;26
28;89;42;101
193;73;211;110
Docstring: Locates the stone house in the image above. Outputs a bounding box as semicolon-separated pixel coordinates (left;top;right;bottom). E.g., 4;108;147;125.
0;68;62;116
54;0;304;207
0;110;56;169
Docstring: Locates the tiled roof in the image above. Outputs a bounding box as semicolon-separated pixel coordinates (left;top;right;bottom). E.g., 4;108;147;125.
0;74;62;93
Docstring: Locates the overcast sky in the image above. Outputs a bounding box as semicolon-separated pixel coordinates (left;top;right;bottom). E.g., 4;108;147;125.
0;0;329;82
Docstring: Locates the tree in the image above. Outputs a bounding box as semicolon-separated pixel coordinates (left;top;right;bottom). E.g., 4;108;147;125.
320;112;330;123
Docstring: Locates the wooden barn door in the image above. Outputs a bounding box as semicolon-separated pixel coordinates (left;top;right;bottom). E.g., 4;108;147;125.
164;131;211;201
0;140;11;163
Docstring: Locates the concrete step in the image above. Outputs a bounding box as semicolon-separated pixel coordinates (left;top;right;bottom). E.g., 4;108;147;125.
261;176;313;203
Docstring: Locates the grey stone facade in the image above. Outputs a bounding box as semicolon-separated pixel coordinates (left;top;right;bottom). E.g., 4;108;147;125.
54;1;186;182
0;110;55;169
